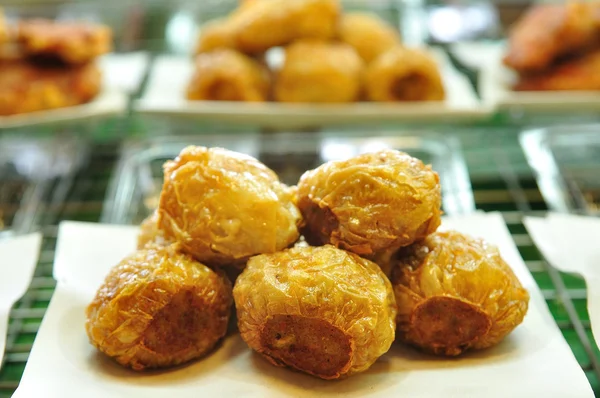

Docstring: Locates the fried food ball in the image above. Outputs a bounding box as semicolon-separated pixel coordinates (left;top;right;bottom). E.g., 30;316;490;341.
158;146;302;267
137;211;171;249
86;244;233;370
297;149;441;256
0;60;101;116
365;46;445;102
338;13;401;64
186;49;270;102
17;19;112;64
391;231;530;356
231;0;340;54
274;40;364;103
234;245;396;379
194;19;237;54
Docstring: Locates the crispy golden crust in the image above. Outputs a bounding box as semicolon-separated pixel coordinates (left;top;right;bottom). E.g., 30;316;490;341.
391;231;530;356
234;245;397;379
85;244;233;370
137;211;171;249
365;46;445;102
338;13;401;64
186;49;270;102
18;19;112;64
274;40;364;103
230;0;340;54
0;60;101;116
297;149;441;256
158;146;302;267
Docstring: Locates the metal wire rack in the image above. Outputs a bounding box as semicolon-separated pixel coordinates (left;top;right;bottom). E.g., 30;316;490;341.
0;126;598;397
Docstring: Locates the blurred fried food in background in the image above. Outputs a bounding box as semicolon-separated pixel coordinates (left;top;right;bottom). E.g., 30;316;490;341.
338;12;401;64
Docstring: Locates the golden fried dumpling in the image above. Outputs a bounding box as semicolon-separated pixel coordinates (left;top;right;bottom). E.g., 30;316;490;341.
194;19;237;54
230;0;340;54
234;245;397;379
297;149;441;256
86;244;233;370
391;231;530;356
338;13;401;64
365;46;445;102
158;146;302;267
186;49;270;102
274;40;364;103
137;211;170;249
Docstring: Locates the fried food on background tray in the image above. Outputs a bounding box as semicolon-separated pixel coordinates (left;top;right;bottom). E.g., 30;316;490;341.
297;149;441;256
234;245;396;379
274;40;364;103
391;231;530;356
0;60;101;116
158;146;302;267
17;19;112;64
186;49;270;102
514;49;600;91
86;244;233;370
0;9;7;44
365;46;445;102
194;18;237;55
503;2;600;72
230;0;340;54
338;13;401;64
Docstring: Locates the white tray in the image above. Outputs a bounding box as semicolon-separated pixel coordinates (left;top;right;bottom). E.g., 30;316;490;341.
135;49;490;129
13;213;593;397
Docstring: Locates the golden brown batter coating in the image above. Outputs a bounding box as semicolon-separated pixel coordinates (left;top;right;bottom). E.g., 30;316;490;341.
0;60;101;116
186;49;270;102
297;149;441;256
158;146;302;267
17;19;112;64
338;13;401;64
274;40;364;103
365;46;445;102
137;211;170;249
86;244;233;370
230;0;340;54
234;245;397;379
194;19;237;54
391;231;530;356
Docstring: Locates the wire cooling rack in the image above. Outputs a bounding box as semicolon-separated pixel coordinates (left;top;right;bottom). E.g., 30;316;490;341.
0;126;599;397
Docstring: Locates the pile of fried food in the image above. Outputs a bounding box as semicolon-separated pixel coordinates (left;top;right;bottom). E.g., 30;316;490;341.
86;145;530;379
186;0;445;103
0;8;111;115
504;1;600;91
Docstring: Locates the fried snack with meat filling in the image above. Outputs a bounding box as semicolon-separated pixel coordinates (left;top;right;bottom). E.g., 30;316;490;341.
274;40;364;103
231;0;340;54
338;13;401;64
365;46;445;102
17;19;112;64
0;60;101;116
234;245;397;379
137;211;171;249
86;244;233;370
158;146;302;267
186;49;270;102
297;149;441;256
514;49;600;91
503;2;600;72
391;231;529;356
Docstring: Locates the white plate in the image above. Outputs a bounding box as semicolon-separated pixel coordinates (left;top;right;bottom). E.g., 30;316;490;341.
0;52;149;129
135;49;490;129
452;42;600;111
13;213;593;397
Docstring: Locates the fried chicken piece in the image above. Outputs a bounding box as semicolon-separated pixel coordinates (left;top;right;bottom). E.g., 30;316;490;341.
158;146;302;268
514;49;600;91
234;245;397;379
86;244;233;370
274;40;364;103
17;19;112;64
365;46;444;102
0;60;101;116
391;231;530;356
186;49;270;101
297;149;442;256
503;2;600;72
230;0;340;54
338;13;401;64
